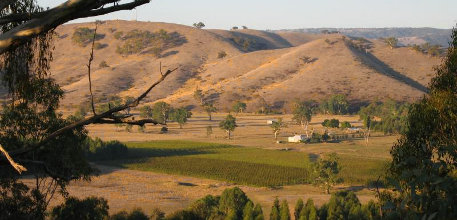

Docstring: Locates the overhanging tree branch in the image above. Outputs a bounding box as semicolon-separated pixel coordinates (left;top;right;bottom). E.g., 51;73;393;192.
0;0;150;54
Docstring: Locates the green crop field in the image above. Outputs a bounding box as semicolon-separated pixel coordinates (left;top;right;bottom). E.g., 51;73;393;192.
100;140;388;187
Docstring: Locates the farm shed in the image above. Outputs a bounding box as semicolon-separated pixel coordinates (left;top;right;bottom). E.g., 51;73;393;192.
288;135;308;143
267;119;278;125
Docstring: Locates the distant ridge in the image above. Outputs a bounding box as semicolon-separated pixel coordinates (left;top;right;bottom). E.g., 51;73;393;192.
278;28;452;47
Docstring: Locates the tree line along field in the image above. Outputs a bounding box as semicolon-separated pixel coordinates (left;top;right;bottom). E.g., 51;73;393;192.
98;140;389;187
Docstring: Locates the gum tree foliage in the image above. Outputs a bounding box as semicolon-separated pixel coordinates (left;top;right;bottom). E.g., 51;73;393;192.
385;27;457;219
232;101;247;114
270;118;286;140
313;153;341;194
50;196;109;220
219;114;237;139
320;94;349;115
169;107;192;129
152;101;171;124
218;187;250;219
203;102;217;121
358;99;409;135
292;101;314;132
0;0;150;219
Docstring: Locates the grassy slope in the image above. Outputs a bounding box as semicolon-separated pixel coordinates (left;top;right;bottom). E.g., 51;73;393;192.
49;20;440;111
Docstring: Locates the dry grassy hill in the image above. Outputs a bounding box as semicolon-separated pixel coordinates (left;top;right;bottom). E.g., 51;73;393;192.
50;20;441;111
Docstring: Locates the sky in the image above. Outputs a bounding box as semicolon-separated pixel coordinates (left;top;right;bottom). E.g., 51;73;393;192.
41;0;457;30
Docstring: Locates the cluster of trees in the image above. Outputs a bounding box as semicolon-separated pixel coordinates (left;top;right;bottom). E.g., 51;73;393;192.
410;42;443;57
358;99;409;135
193;22;205;29
139;102;192;129
72;27;104;47
49;187;385;220
115;29;183;56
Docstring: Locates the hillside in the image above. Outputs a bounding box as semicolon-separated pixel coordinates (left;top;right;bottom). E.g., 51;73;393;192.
50;20;441;111
283;27;452;47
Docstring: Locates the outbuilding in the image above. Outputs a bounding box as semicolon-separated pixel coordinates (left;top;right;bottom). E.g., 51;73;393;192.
288;135;308;143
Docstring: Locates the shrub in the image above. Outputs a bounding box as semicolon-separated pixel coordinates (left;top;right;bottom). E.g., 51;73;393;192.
160;126;168;133
99;60;109;68
116;29;184;56
322;119;340;128
113;31;124;40
340;121;352;129
72;27;104;47
217;51;227;59
51;196;109;220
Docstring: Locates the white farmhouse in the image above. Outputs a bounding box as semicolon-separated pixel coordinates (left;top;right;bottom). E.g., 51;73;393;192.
288;135;308;143
267;119;278;125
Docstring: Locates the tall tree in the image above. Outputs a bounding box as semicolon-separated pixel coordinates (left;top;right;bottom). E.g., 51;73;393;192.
292;101;314;136
279;200;290;220
270;197;281;220
219;114;237;139
170;107;192;129
386;27;457;219
271;118;286;140
313;153;341;194
204;102;217;121
152;101;171;124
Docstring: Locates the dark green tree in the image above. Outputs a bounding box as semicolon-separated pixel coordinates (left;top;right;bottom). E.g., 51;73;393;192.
152;101;171;124
203;102;217;121
232;101;247;114
386;27;457;219
50;196;109;220
189;195;219;219
193;22;205;29
313;153;341;194
292;101;314;134
243;200;255;220
219;114;237;139
253;203;264;220
279;200;290;220
270;197;281;220
271;118;286;140
218;187;250;219
170;107;192;128
294;198;304;220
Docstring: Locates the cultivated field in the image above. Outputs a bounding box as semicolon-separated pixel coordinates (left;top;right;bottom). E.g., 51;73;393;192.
37;112;397;215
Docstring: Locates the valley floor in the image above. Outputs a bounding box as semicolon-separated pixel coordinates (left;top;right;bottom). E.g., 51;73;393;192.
30;113;396;215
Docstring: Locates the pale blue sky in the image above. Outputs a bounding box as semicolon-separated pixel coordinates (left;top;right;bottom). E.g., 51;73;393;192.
41;0;457;30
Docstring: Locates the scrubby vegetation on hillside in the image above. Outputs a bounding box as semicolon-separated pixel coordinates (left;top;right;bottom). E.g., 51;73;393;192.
115;29;186;56
72;27;105;46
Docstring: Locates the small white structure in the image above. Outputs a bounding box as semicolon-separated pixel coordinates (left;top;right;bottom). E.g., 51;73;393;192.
288;135;308;143
267;119;278;125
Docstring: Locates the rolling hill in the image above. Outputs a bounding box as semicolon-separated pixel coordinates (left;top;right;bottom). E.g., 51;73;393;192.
50;20;442;111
